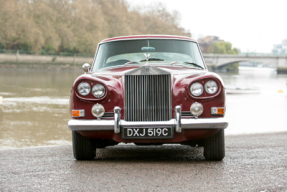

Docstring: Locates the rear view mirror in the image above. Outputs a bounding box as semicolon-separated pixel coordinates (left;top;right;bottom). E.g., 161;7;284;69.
141;47;155;51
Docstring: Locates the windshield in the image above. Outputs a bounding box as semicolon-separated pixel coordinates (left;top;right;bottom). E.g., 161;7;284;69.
92;39;205;71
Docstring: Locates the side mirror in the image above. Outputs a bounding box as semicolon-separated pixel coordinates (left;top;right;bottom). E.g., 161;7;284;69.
82;63;91;73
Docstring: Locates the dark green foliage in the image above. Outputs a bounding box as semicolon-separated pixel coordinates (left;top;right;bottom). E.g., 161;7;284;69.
209;41;238;54
226;62;239;72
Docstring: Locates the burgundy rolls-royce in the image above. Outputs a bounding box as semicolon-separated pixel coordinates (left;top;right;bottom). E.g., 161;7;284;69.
68;35;228;160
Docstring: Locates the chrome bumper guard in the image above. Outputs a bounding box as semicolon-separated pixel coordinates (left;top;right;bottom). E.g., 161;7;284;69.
68;106;228;133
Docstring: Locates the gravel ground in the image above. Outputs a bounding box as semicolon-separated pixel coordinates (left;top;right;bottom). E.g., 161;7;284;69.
0;132;286;191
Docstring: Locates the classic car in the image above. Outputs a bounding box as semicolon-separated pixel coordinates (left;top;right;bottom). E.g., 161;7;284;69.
68;35;228;161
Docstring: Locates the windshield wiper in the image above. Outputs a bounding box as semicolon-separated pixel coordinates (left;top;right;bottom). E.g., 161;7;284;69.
140;58;164;62
184;62;204;69
170;61;204;69
124;61;138;66
124;58;164;66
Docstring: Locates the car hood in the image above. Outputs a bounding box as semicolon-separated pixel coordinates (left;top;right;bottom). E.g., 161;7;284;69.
75;64;223;89
91;65;207;77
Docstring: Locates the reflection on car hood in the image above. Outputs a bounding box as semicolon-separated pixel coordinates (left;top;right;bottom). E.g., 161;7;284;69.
92;65;206;76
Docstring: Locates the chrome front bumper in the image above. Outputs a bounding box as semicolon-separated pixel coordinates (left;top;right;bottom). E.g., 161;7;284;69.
68;106;228;133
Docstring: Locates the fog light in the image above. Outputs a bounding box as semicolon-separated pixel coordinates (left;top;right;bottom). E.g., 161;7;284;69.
91;103;105;118
190;102;203;117
211;107;225;115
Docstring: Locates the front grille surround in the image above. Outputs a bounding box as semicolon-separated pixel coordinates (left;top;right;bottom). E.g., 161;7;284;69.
124;74;171;121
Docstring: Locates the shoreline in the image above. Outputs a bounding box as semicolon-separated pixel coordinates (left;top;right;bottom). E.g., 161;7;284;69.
0;63;84;70
0;53;93;66
1;63;287;74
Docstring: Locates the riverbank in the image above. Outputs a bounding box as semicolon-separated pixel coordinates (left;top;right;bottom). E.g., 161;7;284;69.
0;63;81;70
0;132;286;191
0;53;93;66
2;53;287;73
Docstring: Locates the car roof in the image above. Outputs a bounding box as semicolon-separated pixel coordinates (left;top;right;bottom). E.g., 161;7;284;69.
100;35;195;44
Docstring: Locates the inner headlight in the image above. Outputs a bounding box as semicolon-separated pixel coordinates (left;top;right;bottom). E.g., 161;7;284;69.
92;84;106;98
205;80;218;94
190;82;203;96
77;82;91;96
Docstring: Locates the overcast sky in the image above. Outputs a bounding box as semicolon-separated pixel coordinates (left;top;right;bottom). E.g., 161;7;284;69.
127;0;287;53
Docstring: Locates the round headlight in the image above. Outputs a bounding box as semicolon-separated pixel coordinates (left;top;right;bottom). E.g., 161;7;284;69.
190;102;203;117
92;84;106;98
91;103;105;118
205;80;218;94
77;82;91;96
190;82;203;96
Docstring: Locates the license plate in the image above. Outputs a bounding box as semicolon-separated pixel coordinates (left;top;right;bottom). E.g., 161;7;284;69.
122;127;173;139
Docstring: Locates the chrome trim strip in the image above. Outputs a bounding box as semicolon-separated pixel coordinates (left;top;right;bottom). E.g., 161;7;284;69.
68;119;114;131
181;118;228;129
175;106;182;133
121;119;175;127
114;107;121;134
68;118;228;131
99;36;197;44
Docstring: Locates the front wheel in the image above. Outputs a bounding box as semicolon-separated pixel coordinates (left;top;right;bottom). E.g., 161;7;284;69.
72;131;96;160
203;129;225;161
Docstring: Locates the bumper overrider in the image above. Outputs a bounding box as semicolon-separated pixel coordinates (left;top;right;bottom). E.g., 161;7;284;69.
68;106;228;133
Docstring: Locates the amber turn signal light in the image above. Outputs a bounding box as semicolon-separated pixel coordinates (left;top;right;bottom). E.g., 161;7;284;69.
211;107;225;115
72;110;85;117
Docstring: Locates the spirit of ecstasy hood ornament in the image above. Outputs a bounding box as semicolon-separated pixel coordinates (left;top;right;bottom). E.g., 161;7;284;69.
144;53;150;65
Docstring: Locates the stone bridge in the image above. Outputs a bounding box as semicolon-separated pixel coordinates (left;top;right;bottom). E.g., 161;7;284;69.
203;54;287;71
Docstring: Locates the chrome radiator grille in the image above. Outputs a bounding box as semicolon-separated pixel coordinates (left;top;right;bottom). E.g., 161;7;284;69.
125;75;171;121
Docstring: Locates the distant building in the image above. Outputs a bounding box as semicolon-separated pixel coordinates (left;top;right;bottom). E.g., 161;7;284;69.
181;29;192;38
197;36;223;53
272;39;287;55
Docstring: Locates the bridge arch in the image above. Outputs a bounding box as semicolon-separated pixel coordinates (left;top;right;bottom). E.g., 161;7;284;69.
203;54;287;69
216;60;269;69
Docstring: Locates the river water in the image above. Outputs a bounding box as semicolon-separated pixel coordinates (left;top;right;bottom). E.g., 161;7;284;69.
0;66;286;149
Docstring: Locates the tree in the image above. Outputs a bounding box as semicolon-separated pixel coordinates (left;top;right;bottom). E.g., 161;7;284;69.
0;0;187;54
0;0;44;51
208;41;238;54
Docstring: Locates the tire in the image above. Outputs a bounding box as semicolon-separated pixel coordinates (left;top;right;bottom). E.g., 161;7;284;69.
203;129;225;161
72;131;96;160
